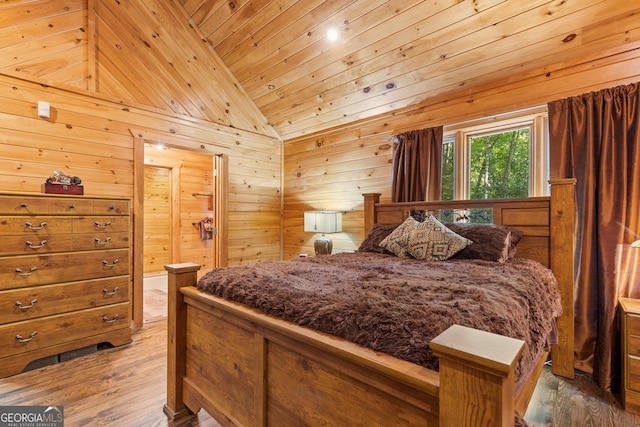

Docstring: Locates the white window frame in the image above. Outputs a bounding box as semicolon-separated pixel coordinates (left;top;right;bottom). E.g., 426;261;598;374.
442;106;549;199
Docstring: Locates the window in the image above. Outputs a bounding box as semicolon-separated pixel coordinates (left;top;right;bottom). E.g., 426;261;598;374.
441;108;548;200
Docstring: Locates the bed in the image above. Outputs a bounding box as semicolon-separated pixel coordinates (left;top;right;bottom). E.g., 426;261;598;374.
163;178;576;427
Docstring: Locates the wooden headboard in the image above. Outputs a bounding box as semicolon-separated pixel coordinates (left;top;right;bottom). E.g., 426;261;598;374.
363;178;577;379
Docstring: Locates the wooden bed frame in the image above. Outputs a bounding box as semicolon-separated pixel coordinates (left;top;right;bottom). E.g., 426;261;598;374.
164;178;576;426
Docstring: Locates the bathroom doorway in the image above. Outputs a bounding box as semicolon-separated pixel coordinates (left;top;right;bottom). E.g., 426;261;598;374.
135;142;223;325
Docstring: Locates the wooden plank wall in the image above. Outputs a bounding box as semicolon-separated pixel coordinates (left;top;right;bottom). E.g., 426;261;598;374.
282;43;640;259
0;0;277;138
0;0;88;90
0;0;283;269
143;164;171;275
144;145;219;274
0;73;282;266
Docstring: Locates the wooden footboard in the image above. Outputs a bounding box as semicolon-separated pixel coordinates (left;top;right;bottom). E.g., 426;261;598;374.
164;264;528;426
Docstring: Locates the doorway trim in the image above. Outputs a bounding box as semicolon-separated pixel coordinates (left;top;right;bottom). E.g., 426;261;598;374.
213;154;227;269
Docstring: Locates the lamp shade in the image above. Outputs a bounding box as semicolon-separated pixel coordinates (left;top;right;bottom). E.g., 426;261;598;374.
304;211;342;234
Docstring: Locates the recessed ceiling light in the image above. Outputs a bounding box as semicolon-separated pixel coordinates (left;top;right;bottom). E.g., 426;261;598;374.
327;27;339;42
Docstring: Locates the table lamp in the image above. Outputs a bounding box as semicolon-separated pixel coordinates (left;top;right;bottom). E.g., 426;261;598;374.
304;210;342;255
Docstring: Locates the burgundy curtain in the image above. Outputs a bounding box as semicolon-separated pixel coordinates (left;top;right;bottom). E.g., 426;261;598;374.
548;82;640;393
391;127;443;202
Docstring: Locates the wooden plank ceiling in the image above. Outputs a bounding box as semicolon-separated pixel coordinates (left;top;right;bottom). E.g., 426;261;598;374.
177;0;640;140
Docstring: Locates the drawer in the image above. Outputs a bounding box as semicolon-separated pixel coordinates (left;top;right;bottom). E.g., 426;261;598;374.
72;217;129;233
624;387;640;414
48;198;93;215
1;276;129;323
0;302;129;358
0;196;49;214
629;354;640;391
0;232;129;256
0;217;73;235
0;234;73;256
630;335;640;357
71;232;130;251
93;199;129;215
629;313;640;337
0;249;129;290
0;196;130;216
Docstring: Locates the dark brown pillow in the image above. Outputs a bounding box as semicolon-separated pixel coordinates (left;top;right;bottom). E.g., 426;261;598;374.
445;223;523;262
357;223;400;253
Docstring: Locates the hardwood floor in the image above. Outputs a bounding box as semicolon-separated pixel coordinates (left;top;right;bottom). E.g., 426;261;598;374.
525;365;640;427
0;318;219;427
1;314;640;426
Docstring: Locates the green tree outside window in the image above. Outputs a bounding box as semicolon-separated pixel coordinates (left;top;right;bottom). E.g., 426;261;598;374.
441;127;531;201
469;128;529;199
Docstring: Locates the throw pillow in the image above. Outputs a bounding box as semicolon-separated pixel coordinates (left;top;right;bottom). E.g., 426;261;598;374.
379;216;472;261
404;215;473;261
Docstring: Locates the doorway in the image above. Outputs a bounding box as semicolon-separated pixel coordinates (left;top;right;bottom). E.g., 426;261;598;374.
133;141;223;327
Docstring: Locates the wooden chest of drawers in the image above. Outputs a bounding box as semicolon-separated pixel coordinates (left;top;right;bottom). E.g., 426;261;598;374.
0;193;132;377
620;297;640;413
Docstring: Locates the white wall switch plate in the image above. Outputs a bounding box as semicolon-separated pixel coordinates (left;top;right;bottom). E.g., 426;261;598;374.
38;100;50;118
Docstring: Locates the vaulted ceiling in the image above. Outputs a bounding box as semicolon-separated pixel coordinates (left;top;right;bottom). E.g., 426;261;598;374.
176;0;640;140
2;1;638;142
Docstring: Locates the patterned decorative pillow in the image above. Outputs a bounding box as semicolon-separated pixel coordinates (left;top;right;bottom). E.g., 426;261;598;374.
380;216;473;260
358;223;400;253
378;218;418;257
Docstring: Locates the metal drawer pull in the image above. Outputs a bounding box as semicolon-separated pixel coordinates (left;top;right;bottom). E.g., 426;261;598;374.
16;267;38;276
102;259;119;268
20;203;27;208
102;286;120;296
69;204;75;209
94;221;112;229
25;221;47;231
102;314;119;324
15;299;37;309
94;237;112;246
16;331;37;343
109;205;115;210
25;240;47;249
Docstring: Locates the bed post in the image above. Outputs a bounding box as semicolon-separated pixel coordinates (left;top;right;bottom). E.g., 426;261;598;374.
549;178;576;379
430;325;525;427
163;262;201;421
363;193;381;236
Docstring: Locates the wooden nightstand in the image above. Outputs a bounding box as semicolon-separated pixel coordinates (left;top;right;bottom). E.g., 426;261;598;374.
620;297;640;413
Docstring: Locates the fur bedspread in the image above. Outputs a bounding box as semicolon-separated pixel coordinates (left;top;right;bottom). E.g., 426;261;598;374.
196;252;562;388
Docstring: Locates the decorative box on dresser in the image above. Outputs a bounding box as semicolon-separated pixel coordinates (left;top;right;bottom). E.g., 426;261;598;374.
0;192;132;377
620;297;640;414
